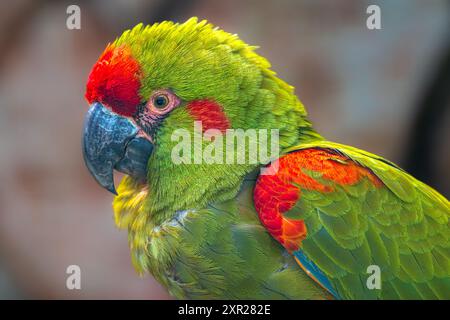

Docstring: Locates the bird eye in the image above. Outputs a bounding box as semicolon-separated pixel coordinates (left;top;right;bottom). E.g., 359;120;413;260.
146;89;180;115
153;94;169;109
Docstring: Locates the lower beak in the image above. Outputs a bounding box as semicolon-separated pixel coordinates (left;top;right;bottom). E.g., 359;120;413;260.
82;103;153;194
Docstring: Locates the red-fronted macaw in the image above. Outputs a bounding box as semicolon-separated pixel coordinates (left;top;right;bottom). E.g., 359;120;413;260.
82;18;449;299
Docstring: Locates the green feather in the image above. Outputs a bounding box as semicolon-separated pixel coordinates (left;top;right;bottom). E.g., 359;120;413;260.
103;19;450;299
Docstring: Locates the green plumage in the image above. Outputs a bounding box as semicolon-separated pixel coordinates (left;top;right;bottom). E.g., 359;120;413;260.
114;176;330;299
102;18;450;299
286;142;450;299
114;141;449;299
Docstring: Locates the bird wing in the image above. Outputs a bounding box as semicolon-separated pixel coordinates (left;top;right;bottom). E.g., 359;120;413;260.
254;141;450;299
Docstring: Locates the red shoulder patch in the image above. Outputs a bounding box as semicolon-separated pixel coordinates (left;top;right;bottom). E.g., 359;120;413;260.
85;44;142;117
253;148;383;252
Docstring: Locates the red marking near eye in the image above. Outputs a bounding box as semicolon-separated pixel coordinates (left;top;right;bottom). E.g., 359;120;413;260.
85;44;142;117
187;100;230;133
254;148;383;252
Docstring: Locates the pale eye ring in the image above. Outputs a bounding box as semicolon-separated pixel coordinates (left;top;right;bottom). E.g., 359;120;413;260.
147;89;180;115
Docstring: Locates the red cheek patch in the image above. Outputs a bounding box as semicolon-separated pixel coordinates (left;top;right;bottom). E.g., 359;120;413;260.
187;99;230;133
85;44;142;117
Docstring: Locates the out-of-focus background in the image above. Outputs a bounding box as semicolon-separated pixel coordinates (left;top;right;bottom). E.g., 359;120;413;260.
0;0;449;299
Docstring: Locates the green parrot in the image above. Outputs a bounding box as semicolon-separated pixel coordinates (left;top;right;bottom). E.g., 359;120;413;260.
82;18;449;299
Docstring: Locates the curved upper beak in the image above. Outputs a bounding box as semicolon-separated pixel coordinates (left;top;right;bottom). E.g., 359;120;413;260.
82;103;153;194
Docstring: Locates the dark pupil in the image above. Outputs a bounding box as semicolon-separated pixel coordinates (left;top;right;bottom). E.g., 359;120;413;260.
154;95;168;107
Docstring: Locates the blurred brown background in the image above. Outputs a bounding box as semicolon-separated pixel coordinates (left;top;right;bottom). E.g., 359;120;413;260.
0;0;449;299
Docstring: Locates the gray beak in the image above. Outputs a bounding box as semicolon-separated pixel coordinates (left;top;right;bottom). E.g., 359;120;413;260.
82;102;153;194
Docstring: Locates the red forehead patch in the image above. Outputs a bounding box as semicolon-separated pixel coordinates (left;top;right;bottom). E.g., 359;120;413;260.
85;44;141;117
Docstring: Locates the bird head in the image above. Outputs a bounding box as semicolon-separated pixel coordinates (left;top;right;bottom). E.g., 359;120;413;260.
83;18;315;215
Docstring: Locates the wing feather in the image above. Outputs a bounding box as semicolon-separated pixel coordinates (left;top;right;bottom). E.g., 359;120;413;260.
254;142;450;299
